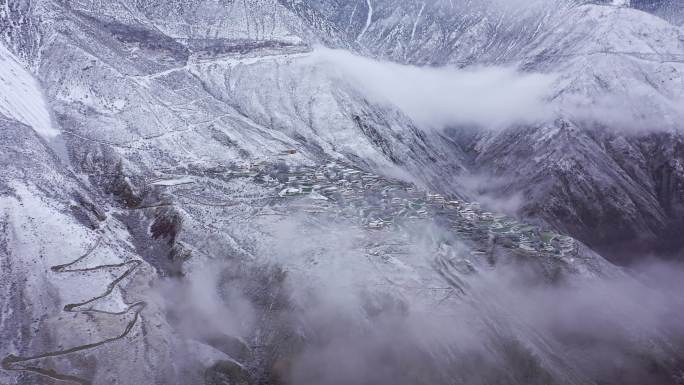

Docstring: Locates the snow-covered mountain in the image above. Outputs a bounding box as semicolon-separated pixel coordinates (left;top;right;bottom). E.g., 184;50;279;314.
299;0;684;261
1;1;684;384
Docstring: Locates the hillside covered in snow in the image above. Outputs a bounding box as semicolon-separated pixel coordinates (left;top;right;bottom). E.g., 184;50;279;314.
1;1;684;384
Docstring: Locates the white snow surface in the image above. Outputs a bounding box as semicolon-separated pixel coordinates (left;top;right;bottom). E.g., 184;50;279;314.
0;43;58;139
151;177;195;186
357;0;373;41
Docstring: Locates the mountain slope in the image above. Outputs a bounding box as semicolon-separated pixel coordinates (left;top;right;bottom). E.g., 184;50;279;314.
633;0;684;25
1;0;684;384
455;4;684;261
299;0;684;261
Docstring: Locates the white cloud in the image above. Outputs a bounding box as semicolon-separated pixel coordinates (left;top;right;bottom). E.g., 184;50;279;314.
562;92;684;133
304;47;556;130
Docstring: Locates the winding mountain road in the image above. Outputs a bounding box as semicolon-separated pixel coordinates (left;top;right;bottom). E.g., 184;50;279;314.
1;239;146;385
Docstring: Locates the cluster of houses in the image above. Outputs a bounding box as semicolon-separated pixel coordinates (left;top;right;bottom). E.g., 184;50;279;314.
225;161;578;260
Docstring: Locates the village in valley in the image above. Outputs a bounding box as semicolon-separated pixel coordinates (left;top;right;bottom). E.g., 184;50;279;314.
208;158;580;265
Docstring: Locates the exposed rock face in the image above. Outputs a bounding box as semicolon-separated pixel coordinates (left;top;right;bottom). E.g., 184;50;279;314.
1;0;684;384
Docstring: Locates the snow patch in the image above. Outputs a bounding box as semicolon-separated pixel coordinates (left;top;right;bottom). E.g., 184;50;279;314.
410;3;426;44
0;43;59;139
152;177;195;186
357;0;373;41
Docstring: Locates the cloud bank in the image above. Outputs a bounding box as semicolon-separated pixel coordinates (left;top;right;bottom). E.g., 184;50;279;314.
305;47;556;130
152;213;684;385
